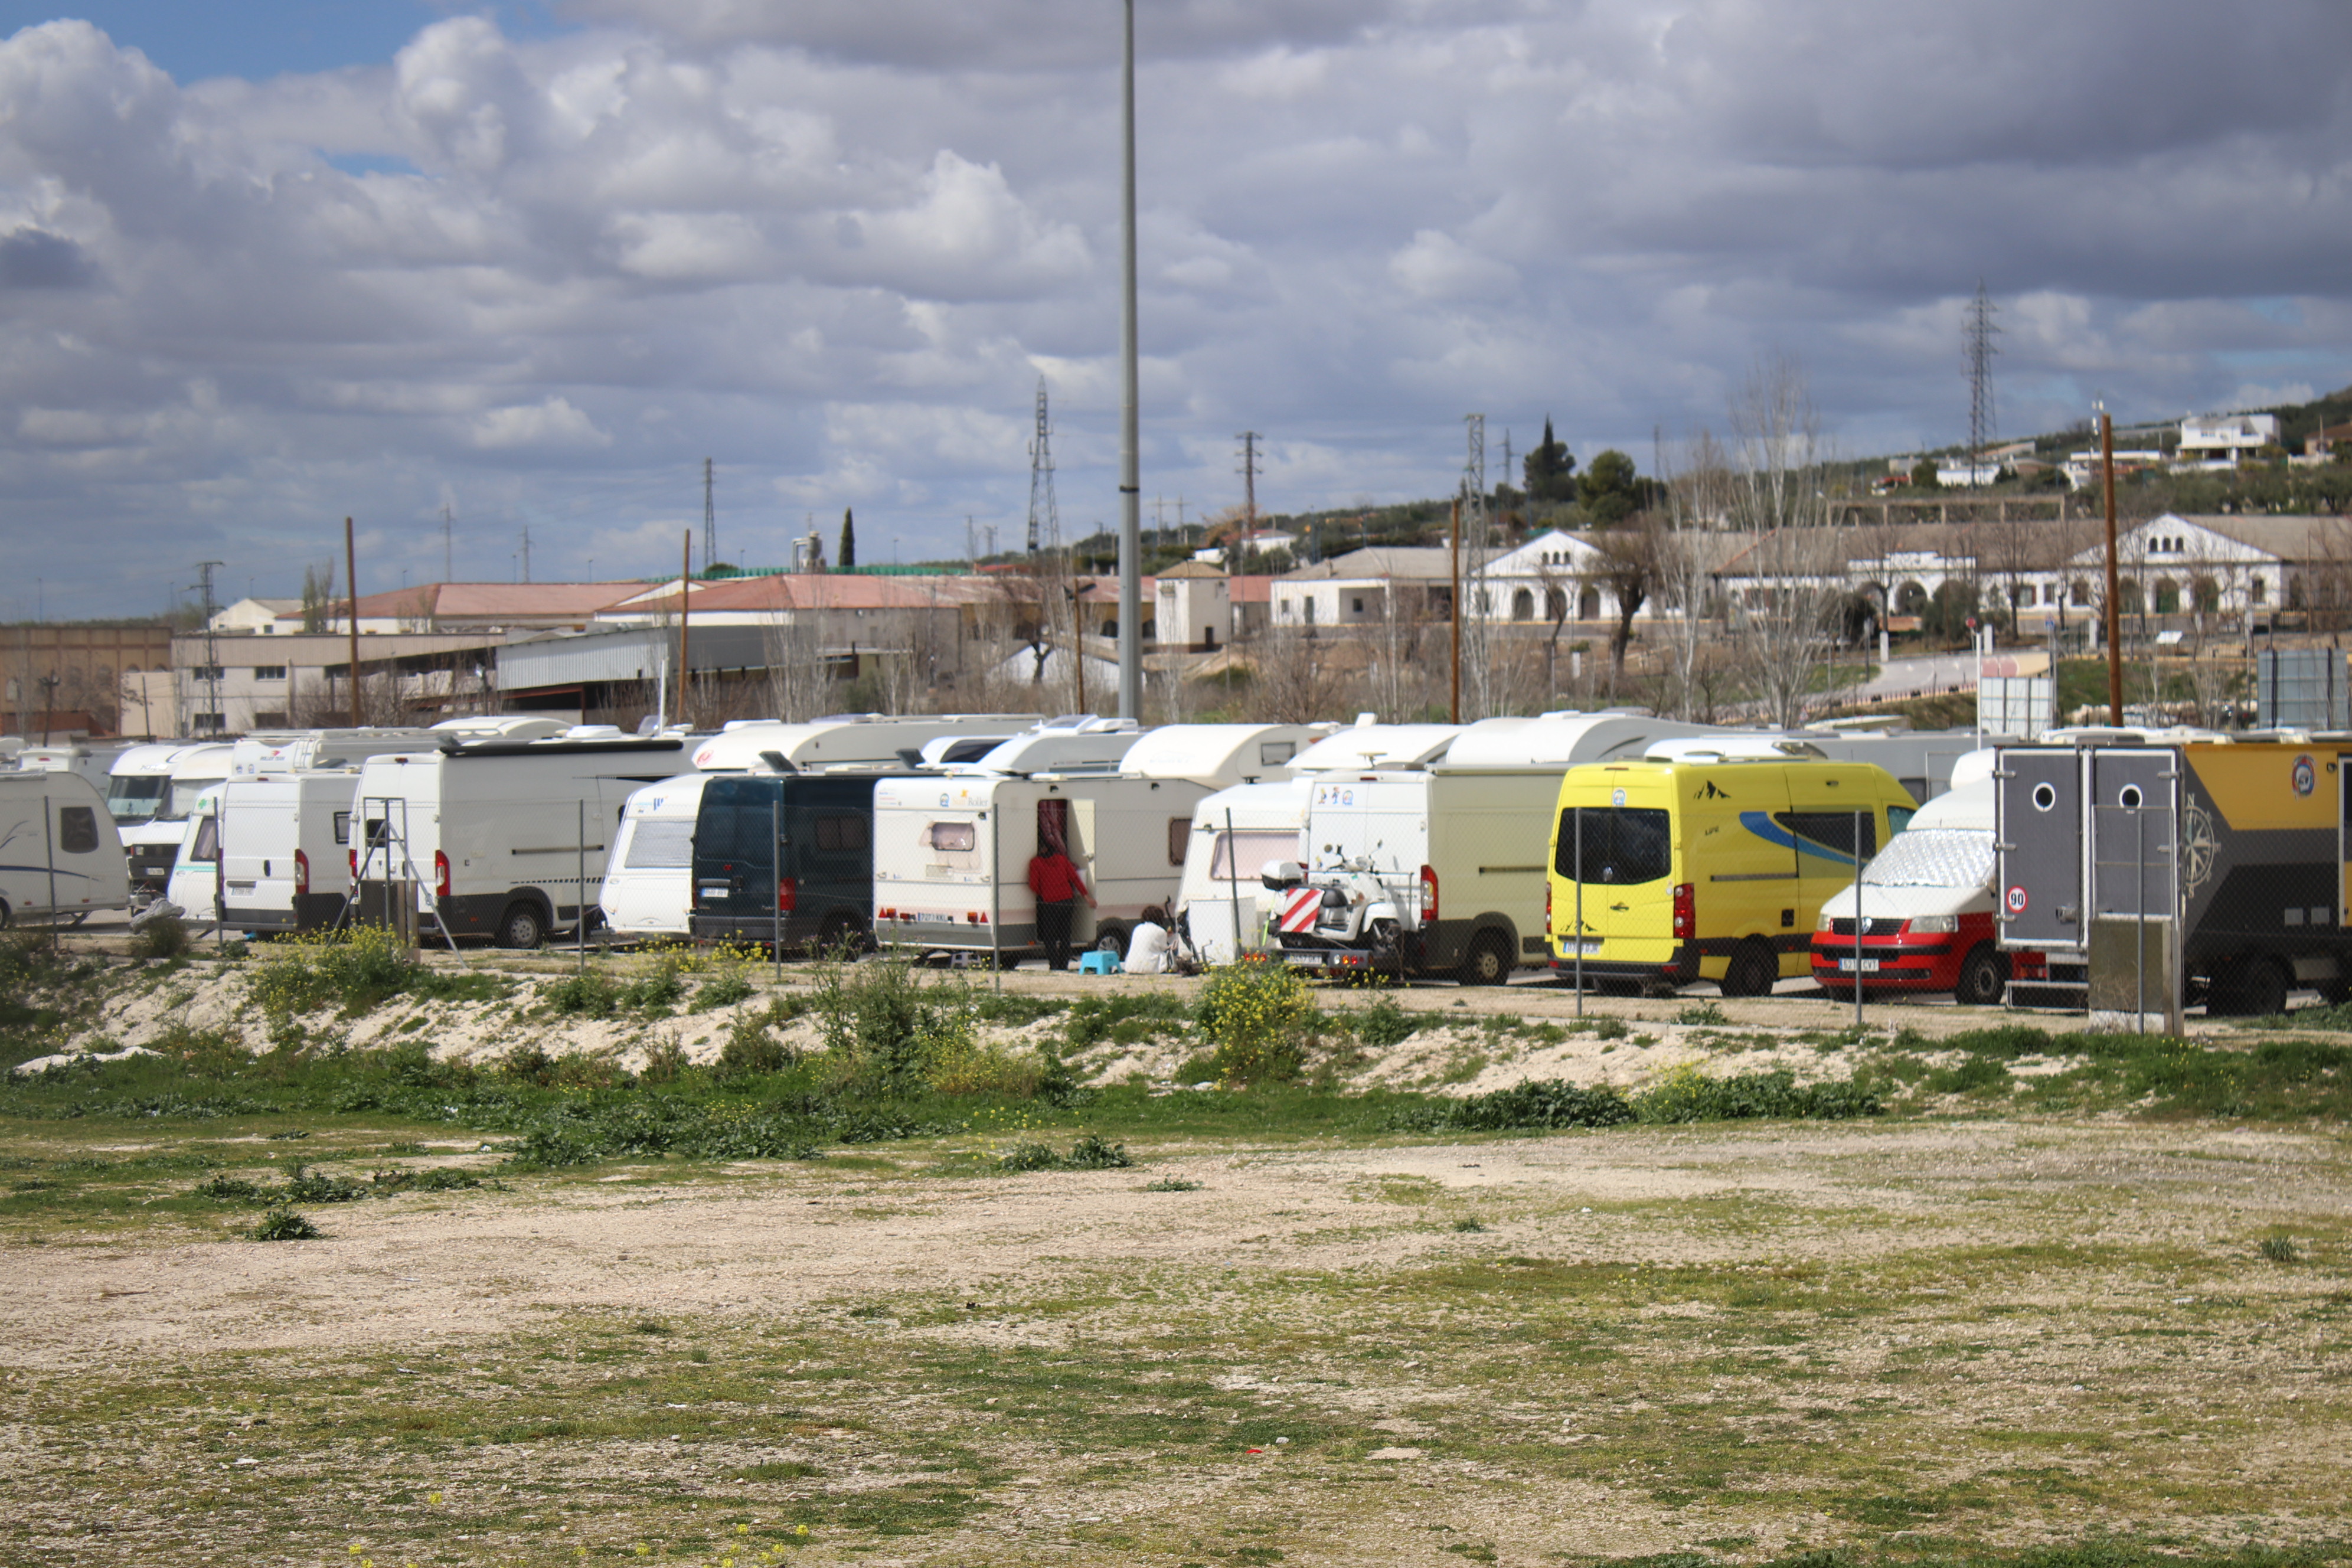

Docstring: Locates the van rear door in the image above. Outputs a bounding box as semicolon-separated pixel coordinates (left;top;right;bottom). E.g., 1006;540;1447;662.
1558;769;1680;964
694;777;779;924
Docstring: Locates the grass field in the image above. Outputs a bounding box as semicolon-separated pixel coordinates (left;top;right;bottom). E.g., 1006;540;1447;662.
4;933;2349;1567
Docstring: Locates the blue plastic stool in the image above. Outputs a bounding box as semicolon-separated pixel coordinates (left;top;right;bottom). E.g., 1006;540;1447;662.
1079;949;1122;975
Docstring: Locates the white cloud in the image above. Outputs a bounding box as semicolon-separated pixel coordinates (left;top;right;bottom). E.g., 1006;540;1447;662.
469;397;613;450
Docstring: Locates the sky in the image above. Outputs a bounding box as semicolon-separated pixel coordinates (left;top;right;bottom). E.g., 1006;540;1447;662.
2;0;2350;619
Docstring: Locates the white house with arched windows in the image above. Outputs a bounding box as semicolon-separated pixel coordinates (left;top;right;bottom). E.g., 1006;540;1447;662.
1269;530;1674;629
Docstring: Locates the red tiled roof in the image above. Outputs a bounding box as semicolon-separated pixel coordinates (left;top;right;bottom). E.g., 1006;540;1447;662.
307;582;644;621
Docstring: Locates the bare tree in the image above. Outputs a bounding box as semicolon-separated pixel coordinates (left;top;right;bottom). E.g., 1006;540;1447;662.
1585;517;1660;681
1721;355;1845;726
762;598;831;723
1247;616;1347;724
1362;573;1429;722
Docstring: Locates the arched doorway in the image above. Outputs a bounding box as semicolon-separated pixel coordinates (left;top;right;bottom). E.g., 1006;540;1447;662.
1577;586;1600;620
2153;579;2180;615
1895;581;1928;616
1511;588;1535;621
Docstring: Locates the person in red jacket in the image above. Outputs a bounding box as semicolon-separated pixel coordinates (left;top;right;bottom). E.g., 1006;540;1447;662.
1027;840;1095;971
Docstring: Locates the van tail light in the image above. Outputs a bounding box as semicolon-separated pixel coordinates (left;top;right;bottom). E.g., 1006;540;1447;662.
1672;883;1696;940
349;847;358;880
434;850;451;899
777;876;797;913
1420;864;1439;921
294;849;309;896
1545;880;1553;928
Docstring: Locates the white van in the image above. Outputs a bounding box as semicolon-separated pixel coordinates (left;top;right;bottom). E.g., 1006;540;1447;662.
1272;711;1723;983
1171;720;1464;966
0;770;128;927
166;770;380;936
598;715;1037;941
351;734;689;947
868;724;1327;963
119;744;233;894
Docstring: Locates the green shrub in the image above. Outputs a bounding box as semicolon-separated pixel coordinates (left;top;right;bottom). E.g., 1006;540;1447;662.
130;912;190;961
544;971;620;1018
1062;992;1189;1047
1675;1001;1727;1027
716;1004;798;1079
247;926;418;1017
1388;1079;1635;1133
1591;1017;1629;1041
251;1206;321;1241
1353;995;1420;1048
997;1133;1132;1172
811;959;980;1097
1194;961;1318;1085
697;968;756;1010
1635;1066;1880;1123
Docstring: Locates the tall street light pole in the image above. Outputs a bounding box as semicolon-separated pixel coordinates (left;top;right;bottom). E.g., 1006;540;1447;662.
1116;0;1142;720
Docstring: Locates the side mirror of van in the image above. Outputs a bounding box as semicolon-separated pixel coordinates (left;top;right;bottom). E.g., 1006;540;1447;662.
1262;860;1305;891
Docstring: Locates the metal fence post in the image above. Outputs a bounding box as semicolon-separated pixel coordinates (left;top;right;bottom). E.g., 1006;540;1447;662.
1572;806;1583;1018
576;800;587;974
771;796;782;981
2135;799;2147;1031
1854;808;1865;1031
43;796;58;951
989;808;1002;992
1225;807;1242;965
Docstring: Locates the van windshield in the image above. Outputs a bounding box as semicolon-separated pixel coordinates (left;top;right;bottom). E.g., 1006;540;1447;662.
1554;807;1671;885
156;776;226;823
107;775;168;823
1859;828;1991;890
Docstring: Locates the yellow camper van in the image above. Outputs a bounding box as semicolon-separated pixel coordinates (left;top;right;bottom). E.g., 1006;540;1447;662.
1548;758;1916;996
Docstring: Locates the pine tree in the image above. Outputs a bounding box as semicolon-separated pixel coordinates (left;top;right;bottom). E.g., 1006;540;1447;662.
839;508;857;569
1523;417;1577;503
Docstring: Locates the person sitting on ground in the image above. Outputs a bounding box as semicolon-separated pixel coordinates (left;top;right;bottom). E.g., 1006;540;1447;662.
1125;904;1176;975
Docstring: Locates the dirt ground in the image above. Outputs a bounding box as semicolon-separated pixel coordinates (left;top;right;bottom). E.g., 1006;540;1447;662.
5;1108;2350;1567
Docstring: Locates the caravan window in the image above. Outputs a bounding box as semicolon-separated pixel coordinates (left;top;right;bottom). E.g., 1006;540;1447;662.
1168;818;1190;867
1776;811;1877;862
625;819;695;868
332;811;351;846
814;814;870;853
1209;829;1297;881
925;822;976;853
1257;741;1295;767
190;814;220;864
1554;808;1671;885
57;806;99;854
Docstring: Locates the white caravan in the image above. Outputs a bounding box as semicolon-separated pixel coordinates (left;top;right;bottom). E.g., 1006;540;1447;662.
0;771;128;927
940;716;1145;777
597;715;1037;940
1646;729;1980;805
1269;711;1723;983
14;741;138;795
118;744;233;894
870;724;1329;963
351;734;690;948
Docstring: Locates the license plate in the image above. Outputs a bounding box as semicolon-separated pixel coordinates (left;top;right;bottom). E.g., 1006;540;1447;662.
698;886;730;900
1837;958;1881;973
1562;940;1602;955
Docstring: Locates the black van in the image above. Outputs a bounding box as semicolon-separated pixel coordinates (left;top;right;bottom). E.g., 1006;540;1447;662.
689;773;895;951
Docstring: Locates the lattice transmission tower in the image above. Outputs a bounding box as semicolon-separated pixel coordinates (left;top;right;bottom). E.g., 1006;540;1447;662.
1462;413;1493;720
1966;280;2000;474
1025;377;1059;555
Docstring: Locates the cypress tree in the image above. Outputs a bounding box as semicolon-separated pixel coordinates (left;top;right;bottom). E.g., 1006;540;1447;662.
839;508;857;569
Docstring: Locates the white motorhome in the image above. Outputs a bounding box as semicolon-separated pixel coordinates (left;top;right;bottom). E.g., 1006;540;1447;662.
0;770;128;927
351;734;689;948
598;715;1037;941
117;744;233;893
103;743;188;828
1648;729;1981;805
14;740;137;796
229;728;446;780
1268;711;1723;983
1171;721;1465;966
166;770;380;935
164;783;225;927
869;724;1327;964
688;714;1039;774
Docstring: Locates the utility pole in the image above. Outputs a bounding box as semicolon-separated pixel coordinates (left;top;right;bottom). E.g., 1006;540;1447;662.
520;526;533;584
1462;414;1489;719
677;530;692;727
344;518;361;727
1236;432;1262;560
2101;406;2122;724
703;457;717;570
1449;497;1462;724
194;560;224;733
1116;0;1142;720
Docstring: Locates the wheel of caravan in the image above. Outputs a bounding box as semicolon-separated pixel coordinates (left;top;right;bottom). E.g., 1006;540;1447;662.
2236;956;2290;1019
1719;939;1778;999
1454;930;1513;987
1955;944;2010;1008
495;901;544;950
1093;922;1130;958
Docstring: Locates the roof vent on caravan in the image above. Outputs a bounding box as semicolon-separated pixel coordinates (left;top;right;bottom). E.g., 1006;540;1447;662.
564;724;628;740
1288;723;1462;775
